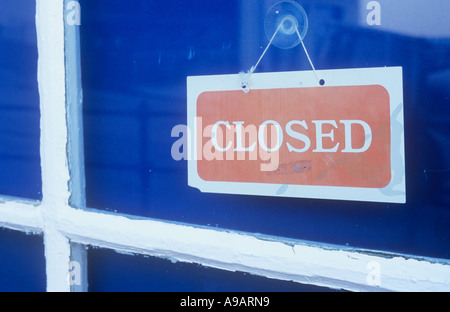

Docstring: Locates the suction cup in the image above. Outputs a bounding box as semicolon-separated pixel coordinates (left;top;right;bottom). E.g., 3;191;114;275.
264;1;309;49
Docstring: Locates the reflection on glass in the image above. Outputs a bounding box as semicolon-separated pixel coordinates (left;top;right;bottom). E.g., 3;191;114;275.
80;0;450;259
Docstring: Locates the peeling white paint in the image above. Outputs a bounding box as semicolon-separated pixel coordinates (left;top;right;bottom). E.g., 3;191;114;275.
57;207;450;292
36;0;73;292
0;197;42;233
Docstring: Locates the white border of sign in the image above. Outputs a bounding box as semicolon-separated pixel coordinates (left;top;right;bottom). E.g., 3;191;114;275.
187;67;406;204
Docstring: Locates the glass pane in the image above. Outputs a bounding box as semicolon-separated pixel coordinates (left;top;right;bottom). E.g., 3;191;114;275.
80;0;450;259
88;247;338;292
0;229;46;292
0;0;41;200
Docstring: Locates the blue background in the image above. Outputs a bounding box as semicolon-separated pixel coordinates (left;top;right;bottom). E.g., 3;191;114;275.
0;0;41;200
0;229;45;292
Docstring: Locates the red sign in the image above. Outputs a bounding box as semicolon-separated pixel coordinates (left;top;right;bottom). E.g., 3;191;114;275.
196;85;390;188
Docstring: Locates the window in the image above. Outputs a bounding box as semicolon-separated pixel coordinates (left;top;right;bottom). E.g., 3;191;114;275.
0;0;449;292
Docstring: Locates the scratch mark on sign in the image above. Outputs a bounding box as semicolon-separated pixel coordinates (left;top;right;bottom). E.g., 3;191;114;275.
322;153;337;168
268;160;312;176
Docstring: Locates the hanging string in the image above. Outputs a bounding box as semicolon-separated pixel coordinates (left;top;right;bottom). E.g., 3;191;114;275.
240;17;323;92
240;21;284;93
296;28;321;85
252;21;284;75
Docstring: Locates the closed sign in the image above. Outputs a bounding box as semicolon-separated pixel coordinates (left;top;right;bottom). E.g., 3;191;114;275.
187;67;405;203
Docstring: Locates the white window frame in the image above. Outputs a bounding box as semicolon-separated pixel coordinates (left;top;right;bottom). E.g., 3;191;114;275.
0;0;449;292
